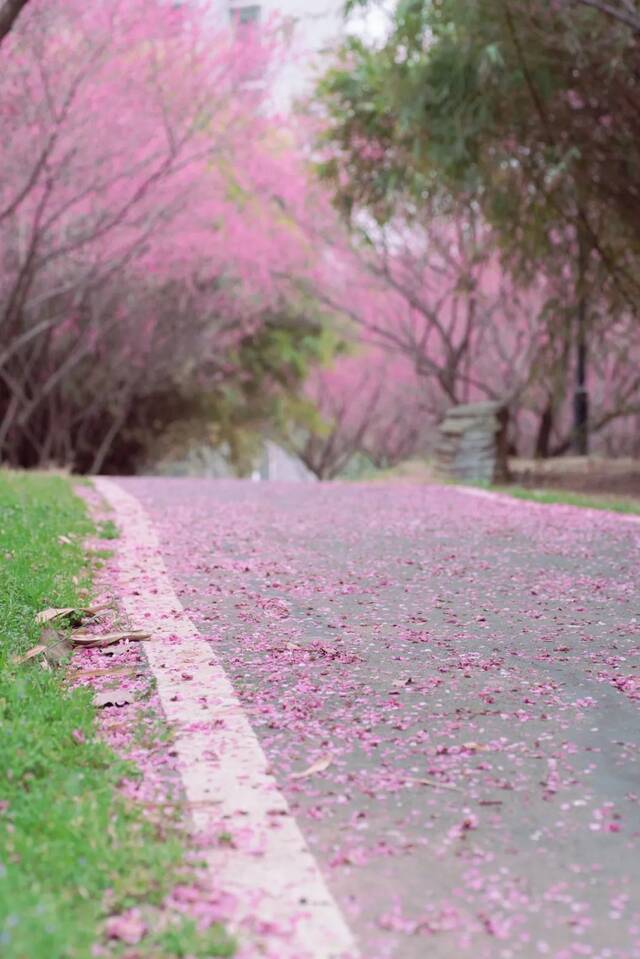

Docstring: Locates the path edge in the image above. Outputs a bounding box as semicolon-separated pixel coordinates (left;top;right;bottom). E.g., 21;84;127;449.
93;477;359;959
454;484;640;525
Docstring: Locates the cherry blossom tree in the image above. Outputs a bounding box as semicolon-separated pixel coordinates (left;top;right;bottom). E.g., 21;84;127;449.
3;0;638;475
0;0;31;47
295;345;426;479
0;0;321;471
298;187;640;460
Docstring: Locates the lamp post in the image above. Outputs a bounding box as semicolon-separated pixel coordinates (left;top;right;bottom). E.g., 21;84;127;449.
573;226;589;455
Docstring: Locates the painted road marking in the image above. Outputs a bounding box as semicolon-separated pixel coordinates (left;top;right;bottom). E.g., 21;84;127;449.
95;478;359;959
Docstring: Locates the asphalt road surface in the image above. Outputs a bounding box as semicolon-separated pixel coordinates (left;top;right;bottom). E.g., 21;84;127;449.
117;478;640;959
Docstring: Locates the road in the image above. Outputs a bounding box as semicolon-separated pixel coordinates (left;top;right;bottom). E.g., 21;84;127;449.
117;478;640;959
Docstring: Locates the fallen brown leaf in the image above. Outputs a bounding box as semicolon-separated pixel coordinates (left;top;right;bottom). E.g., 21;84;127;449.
40;627;74;667
13;627;73;666
12;643;47;665
35;605;103;626
83;602;111;615
71;665;142;681
407;777;461;792
71;630;150;648
35;607;76;625
290;754;333;780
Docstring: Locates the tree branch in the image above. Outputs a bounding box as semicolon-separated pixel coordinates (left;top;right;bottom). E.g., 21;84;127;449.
573;0;640;34
0;0;32;47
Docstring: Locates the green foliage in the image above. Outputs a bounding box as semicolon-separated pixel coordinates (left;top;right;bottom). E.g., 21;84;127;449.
97;519;119;540
318;0;640;300
189;305;344;476
149;917;235;958
0;473;185;959
495;485;640;516
93;297;342;475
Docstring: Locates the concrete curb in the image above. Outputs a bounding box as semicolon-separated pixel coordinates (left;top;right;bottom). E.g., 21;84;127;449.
94;477;359;959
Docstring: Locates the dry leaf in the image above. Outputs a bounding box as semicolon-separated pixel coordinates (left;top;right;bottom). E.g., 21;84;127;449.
71;630;150;648
13;627;73;666
35;607;76;625
462;742;490;752
58;535;73;545
71;665;141;681
408;777;461;792
260;597;290;619
81;602;111;616
37;627;74;667
35;605;102;626
12;643;47;665
94;688;136;708
291;754;333;780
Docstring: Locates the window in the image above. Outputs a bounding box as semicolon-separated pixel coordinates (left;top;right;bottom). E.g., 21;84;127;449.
230;5;261;28
229;3;264;85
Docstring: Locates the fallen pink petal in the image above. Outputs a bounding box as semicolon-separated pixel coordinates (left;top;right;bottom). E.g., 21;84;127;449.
3;2;640;957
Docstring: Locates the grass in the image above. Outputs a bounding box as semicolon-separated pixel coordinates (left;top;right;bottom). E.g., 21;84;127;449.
342;454;640;516
150;918;235;958
494;484;640;516
97;518;119;540
0;471;233;959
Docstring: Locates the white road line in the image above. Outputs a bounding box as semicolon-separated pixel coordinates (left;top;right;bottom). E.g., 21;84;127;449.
94;478;359;959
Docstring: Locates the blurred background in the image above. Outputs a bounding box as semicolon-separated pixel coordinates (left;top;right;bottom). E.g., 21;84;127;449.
1;0;639;498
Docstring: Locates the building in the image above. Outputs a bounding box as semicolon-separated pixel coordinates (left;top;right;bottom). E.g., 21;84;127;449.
213;0;347;108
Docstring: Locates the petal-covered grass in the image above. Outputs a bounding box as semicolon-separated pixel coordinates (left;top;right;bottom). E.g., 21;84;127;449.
0;472;195;959
347;457;640;517
494;484;640;515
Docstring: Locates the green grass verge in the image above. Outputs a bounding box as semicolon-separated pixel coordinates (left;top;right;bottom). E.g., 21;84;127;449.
96;518;119;540
0;471;233;959
494;485;640;516
151;918;235;958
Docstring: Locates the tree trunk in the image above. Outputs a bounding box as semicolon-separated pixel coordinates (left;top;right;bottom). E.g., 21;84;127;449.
534;403;554;459
0;0;31;48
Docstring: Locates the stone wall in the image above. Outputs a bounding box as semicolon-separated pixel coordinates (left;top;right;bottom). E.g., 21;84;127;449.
149;439;316;482
258;441;317;482
434;402;510;484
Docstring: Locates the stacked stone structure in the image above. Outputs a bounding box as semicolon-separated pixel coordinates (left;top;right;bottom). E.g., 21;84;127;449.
435;401;510;484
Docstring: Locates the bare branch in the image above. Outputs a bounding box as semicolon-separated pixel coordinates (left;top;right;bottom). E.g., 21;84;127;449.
0;0;31;48
573;0;640;33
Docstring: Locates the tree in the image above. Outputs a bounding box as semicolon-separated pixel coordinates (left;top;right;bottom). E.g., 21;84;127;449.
0;0;31;47
293;345;426;478
320;0;640;299
0;0;333;472
316;0;640;456
574;0;640;33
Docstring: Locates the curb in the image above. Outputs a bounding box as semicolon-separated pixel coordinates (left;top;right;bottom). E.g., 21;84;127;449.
94;477;359;959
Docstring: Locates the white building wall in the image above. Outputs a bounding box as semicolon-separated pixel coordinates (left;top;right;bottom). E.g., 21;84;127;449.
205;0;346;109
